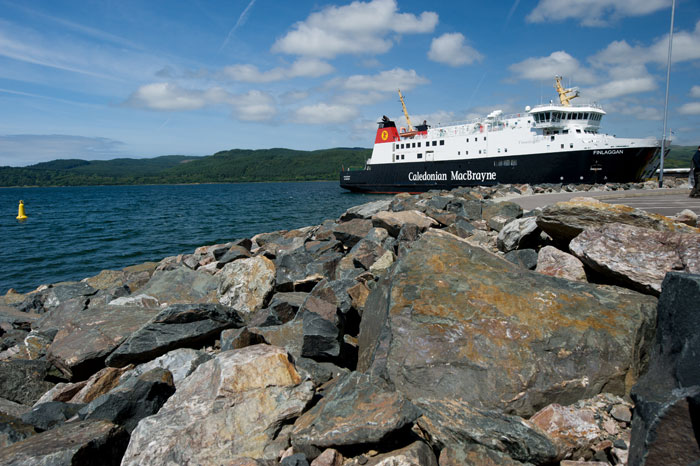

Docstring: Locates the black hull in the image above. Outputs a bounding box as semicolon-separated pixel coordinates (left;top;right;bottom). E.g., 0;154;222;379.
340;147;658;193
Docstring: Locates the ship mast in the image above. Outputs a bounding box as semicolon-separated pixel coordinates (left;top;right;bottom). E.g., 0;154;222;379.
554;76;579;106
398;89;414;132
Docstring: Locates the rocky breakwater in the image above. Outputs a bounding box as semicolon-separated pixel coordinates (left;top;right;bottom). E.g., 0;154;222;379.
0;181;698;465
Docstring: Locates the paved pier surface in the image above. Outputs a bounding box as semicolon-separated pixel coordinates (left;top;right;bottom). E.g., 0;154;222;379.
512;188;700;217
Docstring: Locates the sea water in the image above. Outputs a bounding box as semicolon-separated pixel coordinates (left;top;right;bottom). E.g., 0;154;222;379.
0;182;385;294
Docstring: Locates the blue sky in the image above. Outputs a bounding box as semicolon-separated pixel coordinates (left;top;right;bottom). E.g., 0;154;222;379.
1;0;699;166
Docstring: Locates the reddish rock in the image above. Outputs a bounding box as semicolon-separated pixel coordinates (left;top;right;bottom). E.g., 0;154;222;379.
535;245;587;282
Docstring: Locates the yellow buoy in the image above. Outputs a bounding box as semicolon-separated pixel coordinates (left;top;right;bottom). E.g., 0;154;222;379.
16;200;27;220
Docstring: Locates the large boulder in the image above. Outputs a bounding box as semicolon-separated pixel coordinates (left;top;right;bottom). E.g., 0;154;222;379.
0;419;129;466
123;348;212;388
121;345;314;465
332;219;373;248
46;304;160;380
371;210;437;237
105;303;243;367
537;198;699;245
535;246;587;282
0;360;57;405
358;229;657;417
14;282;96;314
128;266;220;305
497;217;541;252
630;272;700;464
78;368;175;432
291;372;420;457
415;398;557;464
218;256;276;314
569;223;700;295
339;199;392;221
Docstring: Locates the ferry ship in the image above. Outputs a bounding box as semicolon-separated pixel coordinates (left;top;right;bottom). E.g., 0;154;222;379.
340;77;661;193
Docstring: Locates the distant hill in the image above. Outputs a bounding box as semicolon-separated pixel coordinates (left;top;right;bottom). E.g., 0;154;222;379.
0;149;370;187
0;145;692;188
664;145;697;169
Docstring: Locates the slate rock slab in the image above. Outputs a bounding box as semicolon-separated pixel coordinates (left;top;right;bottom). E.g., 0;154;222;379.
21;401;84;431
105;303;243;367
47;304;161;380
340;199;392;221
78;368;175;432
364;441;438;466
535;245;587;282
291;372;420;455
504;249;538;270
537;198;699;245
0;419;129;466
124;348;212;388
358;229;657;417
372;210;437;237
0;359;56;405
136;266;220;305
570;223;700;295
497;217;540;252
218;256;276;314
121;345;313;465
630;272;700;464
415;398;557;465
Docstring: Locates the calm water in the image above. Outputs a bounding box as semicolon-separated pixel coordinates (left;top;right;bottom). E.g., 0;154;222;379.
0;182;386;294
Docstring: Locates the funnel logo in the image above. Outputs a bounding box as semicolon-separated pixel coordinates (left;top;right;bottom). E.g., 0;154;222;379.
381;130;388;141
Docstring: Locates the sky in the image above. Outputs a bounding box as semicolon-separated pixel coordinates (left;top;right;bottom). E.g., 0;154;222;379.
0;0;699;166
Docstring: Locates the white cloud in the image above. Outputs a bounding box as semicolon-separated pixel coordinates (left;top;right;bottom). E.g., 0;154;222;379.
584;77;657;100
221;58;334;82
604;99;662;120
294;103;359;124
591;21;700;67
526;0;669;26
339;68;429;92
678;102;700;115
125;83;276;121
691;86;700;99
428;33;483;67
271;0;437;58
509;51;597;84
231;90;276;121
125;83;227;111
0;135;126;166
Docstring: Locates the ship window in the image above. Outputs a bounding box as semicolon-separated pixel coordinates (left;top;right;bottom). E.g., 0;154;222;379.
418;142;421;147
432;141;437;146
561;144;564;149
563;129;569;134
458;151;460;155
466;138;469;142
576;129;581;133
412;143;416;148
570;143;574;148
504;148;507;153
584;113;589;119
440;140;445;145
534;114;540;123
466;150;468;155
551;136;555;141
483;137;486;141
401;154;405;159
479;150;481;154
498;148;501;153
417;153;422;159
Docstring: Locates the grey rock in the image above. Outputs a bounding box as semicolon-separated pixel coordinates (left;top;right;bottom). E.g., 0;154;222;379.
137;266;220;305
124;348;213;388
121;345;313;465
78;368;175;432
630;272;700;464
446;198;482;221
332;219;373;248
0;419;129;466
535;245;587;282
497;217;540;252
0;360;56;405
105;303;243;367
415;398;556;464
358;229;657;417
504;249;538;270
570;223;700;295
218;256;276;314
21;401;84;431
221;327;267;351
372;210;437;237
15;282;96;314
0;413;37;448
291;372;420;454
339;199;392;221
0;397;31;418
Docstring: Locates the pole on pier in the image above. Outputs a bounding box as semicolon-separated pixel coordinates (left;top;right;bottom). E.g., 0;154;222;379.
659;0;676;188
